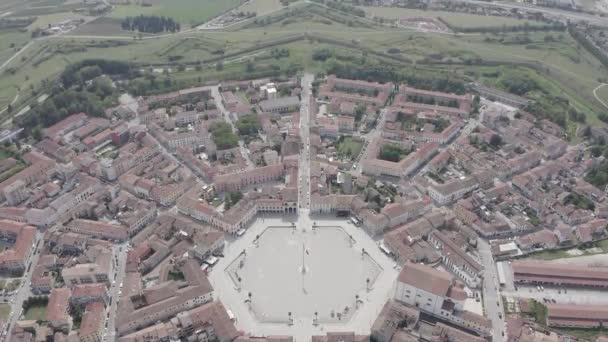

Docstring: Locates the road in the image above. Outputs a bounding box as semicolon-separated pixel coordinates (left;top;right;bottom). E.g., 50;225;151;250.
103;242;128;342
350;107;389;178
6;231;44;342
298;73;314;211
210;86;255;170
478;238;505;342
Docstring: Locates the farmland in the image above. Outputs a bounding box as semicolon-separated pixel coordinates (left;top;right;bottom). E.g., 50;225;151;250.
0;2;606;128
362;7;548;29
108;0;244;28
236;0;284;16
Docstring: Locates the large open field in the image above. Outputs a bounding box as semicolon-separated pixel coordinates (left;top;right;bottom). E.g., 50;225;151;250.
0;30;31;66
108;0;244;28
595;83;608;109
362;7;546;29
236;0;283;16
0;2;606;128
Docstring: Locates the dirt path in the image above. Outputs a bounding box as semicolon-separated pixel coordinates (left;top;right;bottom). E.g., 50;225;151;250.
593;83;608;110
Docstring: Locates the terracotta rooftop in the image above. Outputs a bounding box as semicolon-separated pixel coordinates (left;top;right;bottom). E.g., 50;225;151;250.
47;288;71;325
79;302;105;338
398;262;453;297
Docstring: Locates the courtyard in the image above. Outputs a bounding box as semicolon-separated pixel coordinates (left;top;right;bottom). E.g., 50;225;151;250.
226;226;382;324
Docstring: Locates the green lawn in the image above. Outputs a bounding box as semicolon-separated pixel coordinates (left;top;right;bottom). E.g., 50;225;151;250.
6;279;20;292
0;304;10;320
0;30;31;68
557;328;604;341
108;0;244;28
336;137;363;160
24;305;47;321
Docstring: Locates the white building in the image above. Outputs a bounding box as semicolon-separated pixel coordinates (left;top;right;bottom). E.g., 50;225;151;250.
394;262;463;317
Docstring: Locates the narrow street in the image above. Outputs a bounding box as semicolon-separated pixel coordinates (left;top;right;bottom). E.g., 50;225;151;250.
478;238;505;342
298;73;314;211
103;242;128;342
6;231;44;342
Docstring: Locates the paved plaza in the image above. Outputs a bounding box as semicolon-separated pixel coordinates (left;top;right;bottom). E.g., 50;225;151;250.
208;213;399;341
226;226;382;324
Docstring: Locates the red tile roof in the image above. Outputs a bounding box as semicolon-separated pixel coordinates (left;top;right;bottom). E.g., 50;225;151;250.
398;262;453;296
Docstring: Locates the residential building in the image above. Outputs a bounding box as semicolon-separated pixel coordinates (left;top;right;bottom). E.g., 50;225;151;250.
259;96;301;114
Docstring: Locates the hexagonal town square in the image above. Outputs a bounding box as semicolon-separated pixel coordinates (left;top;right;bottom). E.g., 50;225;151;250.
207;210;399;341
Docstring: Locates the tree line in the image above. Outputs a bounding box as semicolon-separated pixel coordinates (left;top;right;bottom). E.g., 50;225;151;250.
437;17;565;34
15;59;132;140
568;24;608;69
121;15;180;33
326;59;466;94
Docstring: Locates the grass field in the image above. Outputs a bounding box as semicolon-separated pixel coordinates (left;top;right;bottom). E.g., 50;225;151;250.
237;0;283;16
0;304;10;320
595;83;608;108
108;0;243;28
1;2;607;126
337;137;363;160
24;305;46;321
557;328;603;341
6;279;20;291
0;30;31;66
362;7;544;28
8;3;80;17
69;17;137;37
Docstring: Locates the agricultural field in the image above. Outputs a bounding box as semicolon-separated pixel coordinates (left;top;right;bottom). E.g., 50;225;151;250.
7;2;81;17
0;2;607;126
69;17;135;37
236;0;283;16
108;0;244;28
362;7;546;29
